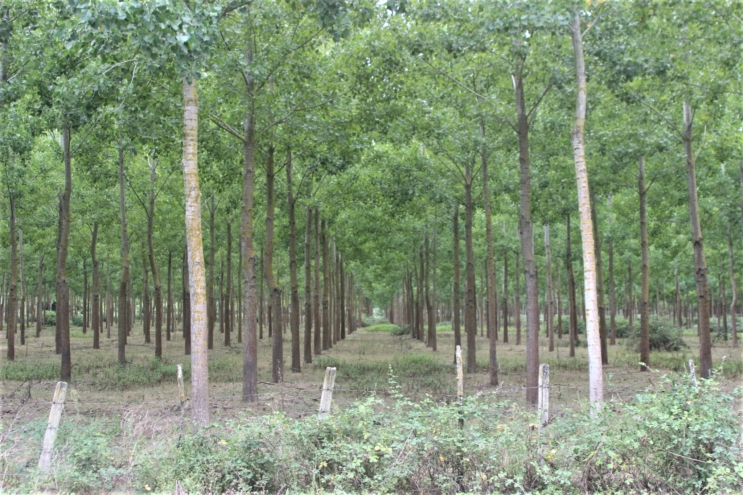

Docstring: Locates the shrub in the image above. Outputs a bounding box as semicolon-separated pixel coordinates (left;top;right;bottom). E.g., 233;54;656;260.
627;316;688;352
44;310;56;326
72;313;83;327
390;324;410;336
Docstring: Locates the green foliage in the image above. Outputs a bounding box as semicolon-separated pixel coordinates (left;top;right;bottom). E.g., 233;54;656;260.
143;372;742;494
627;316;688;352
44;311;56;326
159;423;274;493
55;421;125;493
365;323;400;332
71;313;83;327
390;324;410;336
547;372;743;493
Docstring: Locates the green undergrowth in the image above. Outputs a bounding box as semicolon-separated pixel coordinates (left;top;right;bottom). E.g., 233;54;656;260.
4;371;741;494
364;323;401;333
313;353;454;394
0;356;243;388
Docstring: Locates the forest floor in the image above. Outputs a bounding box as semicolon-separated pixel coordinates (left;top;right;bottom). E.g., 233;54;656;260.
1;320;741;425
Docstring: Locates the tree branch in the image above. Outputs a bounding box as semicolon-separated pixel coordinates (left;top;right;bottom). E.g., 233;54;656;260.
209;113;246;142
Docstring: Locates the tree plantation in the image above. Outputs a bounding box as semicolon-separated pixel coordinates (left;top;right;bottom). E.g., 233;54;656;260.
1;1;742;493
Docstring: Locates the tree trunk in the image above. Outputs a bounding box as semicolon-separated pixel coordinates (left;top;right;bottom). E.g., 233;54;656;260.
19;228;26;346
544;225;554;353
431;225;437;350
567;215;577;358
503;250;509;343
83;258;88;334
514;68;539;403
183;248;191;355
425;232;434;347
314;208;321;355
36;254;44;338
118;138;129;365
591;194;608;364
464;167;477;374
145;158;163;357
453;205;462;361
225;221;232;347
208;195;216;350
571;12;602;406
7;195;17;361
287;151;300;372
339;256;348;340
142;252;151;344
638;157;651;371
259;248;264;340
556;259;562;339
683;101;712;378
167;251;172;341
264;144;283;382
58;126;72;380
241;41;259;401
322;218;331;351
182;79;209;426
515;249;522;346
609;236;616;345
91;223;100;349
728;227;738;348
106;253;112;339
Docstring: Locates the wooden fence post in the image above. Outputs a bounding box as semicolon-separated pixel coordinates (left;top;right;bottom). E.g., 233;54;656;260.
38;381;68;472
537;364;549;432
177;364;186;411
318;367;336;419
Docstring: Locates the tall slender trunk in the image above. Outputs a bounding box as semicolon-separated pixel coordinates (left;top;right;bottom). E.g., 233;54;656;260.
514;67;538;403
609;236;616;345
36;254;44;338
682;101;712;378
571;12;602;406
167;251;172;341
480;124;498;383
556;259;562;339
146;158;163;357
464;167;477;373
638;157;651;371
183;248;191;355
340;255;346;340
453;205;462;360
118;139;129;365
225;221;232;346
728;227;738;348
503;250;509;343
544;225;554;352
207;195;216;350
91;223;100;349
142;252;151;344
259;248;264;340
425;232;434;347
322;219;330;351
19;228;25;346
7;195;17;360
287;151;300;372
590;193;608;363
241;37;259;401
515;250;521;345
567;215;577;358
313;208;321;355
237;246;242;344
431;225;437;349
82;258;88;334
58;126;72;380
106;254;112;339
418;248;425;342
264;144;283;382
182;79;209;426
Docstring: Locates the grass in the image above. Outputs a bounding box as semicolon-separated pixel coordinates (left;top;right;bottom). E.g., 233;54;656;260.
364;323;401;333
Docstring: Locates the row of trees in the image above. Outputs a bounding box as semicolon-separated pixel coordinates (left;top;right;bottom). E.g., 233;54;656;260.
1;1;742;423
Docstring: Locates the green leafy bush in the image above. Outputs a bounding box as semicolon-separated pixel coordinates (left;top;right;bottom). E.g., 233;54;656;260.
44;310;56;326
390;324;410;336
72;313;83;327
627;316;688;352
